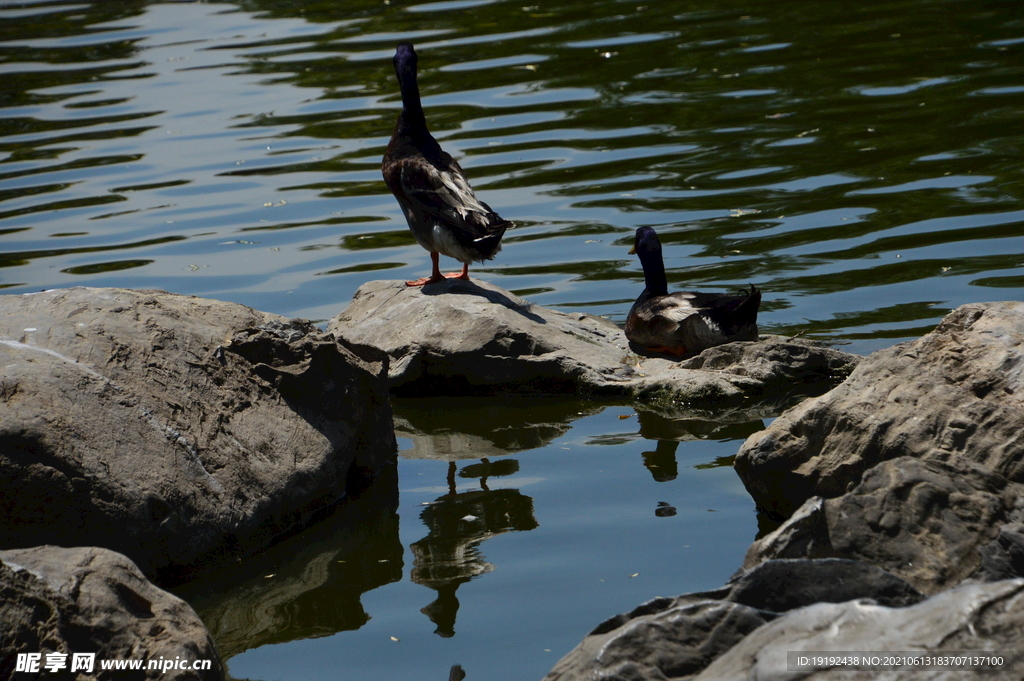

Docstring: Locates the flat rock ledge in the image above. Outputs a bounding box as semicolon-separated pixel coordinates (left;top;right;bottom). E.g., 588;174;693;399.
735;301;1024;594
0;287;396;583
329;279;859;418
1;545;224;680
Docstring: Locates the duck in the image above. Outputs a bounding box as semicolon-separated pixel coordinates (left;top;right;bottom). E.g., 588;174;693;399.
382;42;513;287
625;226;761;356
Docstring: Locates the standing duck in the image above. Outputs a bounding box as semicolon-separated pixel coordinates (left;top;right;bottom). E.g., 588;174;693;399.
382;42;513;287
625;226;761;356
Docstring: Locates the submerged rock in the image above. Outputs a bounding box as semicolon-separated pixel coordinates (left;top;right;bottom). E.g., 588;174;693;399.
0;545;224;680
735;301;1024;593
329;279;859;418
0;287;396;583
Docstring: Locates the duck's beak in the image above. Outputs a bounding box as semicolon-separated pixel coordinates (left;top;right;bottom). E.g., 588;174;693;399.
628;246;636;254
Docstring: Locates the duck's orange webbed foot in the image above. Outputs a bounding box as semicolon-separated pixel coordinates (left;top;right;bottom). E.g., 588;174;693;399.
405;274;446;287
406;252;451;286
443;263;471;280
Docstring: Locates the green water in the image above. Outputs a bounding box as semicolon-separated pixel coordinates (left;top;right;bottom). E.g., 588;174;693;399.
2;0;1023;679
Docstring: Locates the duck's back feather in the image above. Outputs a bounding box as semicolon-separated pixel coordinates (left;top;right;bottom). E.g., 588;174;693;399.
383;133;510;263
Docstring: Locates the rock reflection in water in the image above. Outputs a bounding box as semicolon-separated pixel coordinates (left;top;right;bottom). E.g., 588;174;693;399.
172;463;402;659
412;461;538;637
394;396;605;460
636;410;765;482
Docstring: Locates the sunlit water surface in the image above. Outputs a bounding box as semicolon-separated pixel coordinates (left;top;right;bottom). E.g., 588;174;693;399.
2;0;1023;679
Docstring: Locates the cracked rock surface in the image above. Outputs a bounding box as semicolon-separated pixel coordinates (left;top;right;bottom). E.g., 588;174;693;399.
736;301;1024;593
0;287;395;583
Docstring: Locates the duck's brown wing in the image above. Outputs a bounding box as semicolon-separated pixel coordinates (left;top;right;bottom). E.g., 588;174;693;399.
394;153;512;241
626;292;698;346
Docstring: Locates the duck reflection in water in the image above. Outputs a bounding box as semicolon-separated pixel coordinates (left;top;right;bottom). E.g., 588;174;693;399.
411;459;537;637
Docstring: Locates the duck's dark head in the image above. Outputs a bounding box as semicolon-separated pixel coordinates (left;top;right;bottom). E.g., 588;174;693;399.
392;41;430;136
394;42;418;76
630;226;662;258
630;226;668;296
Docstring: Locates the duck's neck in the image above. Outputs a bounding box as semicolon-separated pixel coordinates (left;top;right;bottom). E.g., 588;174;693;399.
395;66;441;155
639;247;669;297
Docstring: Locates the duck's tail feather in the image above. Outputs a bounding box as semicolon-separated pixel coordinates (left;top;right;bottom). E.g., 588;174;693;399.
698;284;761;337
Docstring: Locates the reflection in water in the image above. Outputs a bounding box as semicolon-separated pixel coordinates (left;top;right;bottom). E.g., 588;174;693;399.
642;440;680;482
411;461;538;637
1;0;1022;351
636;409;764;442
636;409;764;481
172;463;401;659
394;396;604;460
655;501;678;517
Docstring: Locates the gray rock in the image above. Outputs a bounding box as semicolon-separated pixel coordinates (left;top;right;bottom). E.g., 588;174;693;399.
976;522;1024;582
0;545;224;680
723;558;923;613
735;301;1024;520
743;457;1019;594
693;579;1024;681
734;302;1024;593
0;287;395;582
543;559;922;681
329;279;858;418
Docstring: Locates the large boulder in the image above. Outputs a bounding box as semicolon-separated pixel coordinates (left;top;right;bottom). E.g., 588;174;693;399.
735;301;1024;520
543;559;923;681
1;545;224;680
0;287;396;583
743;458;1020;594
734;301;1024;593
329;279;859;418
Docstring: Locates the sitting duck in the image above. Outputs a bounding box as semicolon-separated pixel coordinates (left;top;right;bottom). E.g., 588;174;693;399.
382;42;513;286
625;226;761;356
